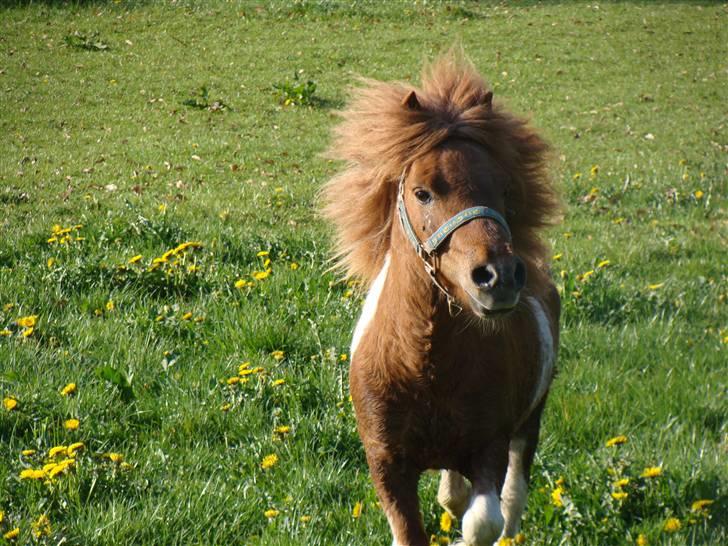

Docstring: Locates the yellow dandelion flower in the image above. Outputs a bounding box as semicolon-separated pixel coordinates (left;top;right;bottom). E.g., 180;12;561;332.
694;190;704;199
21;327;34;338
271;379;286;387
67;442;85;456
158;203;167;214
48;459;74;478
597;259;610;268
3;397;18;411
440;511;452;533
238;361;251;373
647;282;665;290
290;262;299;270
20;468;46;480
577;270;595;282
128;254;143;264
590;164;599;178
257;251;270;257
60;383;77;396
106;452;124;464
21;449;36;456
234;279;246;289
221;403;232;412
352;501;362;519
181;312;193;320
48;446;67;458
64;418;80;431
0;329;12;336
32;514;51;538
47;257;56;268
514;534;526;544
0;510;3;522
641;466;662;478
551;486;564;508
252;269;271;281
300;515;311;523
263;258;271;268
274;425;291;435
16;315;38;328
613;478;630;488
340;353;348;362
226;376;241;385
106;300;115;312
636;534;648;546
4;528;20;540
662;517;681;533
552;253;563;261
606;435;627;447
611;491;628;501
690;499;713;512
3;303;15;311
251;366;265;374
271;350;285;361
572;172;582;180
264;509;279;518
261;453;278;470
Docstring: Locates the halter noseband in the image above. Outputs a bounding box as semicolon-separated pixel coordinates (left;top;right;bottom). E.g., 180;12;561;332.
396;169;512;316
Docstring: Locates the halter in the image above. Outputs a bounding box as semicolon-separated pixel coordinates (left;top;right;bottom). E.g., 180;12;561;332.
396;169;512;316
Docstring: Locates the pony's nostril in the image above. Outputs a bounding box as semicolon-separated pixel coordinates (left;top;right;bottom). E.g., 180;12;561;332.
472;264;498;289
513;258;526;290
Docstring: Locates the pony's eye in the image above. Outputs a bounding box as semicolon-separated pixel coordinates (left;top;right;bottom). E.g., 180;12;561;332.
414;189;433;204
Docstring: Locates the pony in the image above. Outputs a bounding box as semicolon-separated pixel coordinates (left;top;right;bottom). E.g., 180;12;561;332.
323;53;560;546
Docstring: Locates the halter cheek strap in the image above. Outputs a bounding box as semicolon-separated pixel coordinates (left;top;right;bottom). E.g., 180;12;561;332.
396;169;512;316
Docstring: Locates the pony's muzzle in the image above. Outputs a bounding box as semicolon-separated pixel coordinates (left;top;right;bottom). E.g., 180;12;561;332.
470;256;526;311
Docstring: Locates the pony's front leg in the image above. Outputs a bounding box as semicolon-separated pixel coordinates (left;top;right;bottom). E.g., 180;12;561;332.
500;403;544;539
368;455;428;546
460;437;509;546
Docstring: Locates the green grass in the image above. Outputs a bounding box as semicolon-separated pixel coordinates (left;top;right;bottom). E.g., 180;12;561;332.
0;1;725;544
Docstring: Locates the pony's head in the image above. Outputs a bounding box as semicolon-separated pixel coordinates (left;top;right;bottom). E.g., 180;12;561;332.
325;52;559;316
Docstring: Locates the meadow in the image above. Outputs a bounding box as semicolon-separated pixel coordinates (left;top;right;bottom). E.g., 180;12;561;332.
0;1;726;544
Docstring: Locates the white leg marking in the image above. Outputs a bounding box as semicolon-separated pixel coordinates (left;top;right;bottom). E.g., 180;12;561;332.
350;254;390;358
462;490;503;546
525;296;555;414
437;470;471;519
500;438;528;538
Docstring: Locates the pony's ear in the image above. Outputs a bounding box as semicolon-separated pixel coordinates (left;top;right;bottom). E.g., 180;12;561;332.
402;90;421;110
483;90;493;110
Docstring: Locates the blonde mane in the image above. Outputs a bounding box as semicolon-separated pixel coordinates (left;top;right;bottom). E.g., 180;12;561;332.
323;52;559;285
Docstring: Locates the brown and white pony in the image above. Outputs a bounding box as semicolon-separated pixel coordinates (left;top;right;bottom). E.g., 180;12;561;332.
324;54;560;546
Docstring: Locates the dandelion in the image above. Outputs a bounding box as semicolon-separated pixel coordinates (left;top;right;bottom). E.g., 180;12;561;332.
226;376;241;386
552;253;563;261
597;259;610;268
290;262;299;270
234;279;246;289
440;511;452;533
221;403;232;412
16;315;37;328
32;514;51;538
48;446;67;458
572;172;582;180
128;254;143;264
514;534;525;544
690;499;713;512
274;425;291;435
694;190;704;199
252;270;271;281
264;509;279;518
106;452;124;464
636;534;649;546
352;501;362;519
271;350;285;361
663;517;681;533
67;442;85;456
181;312;193;320
606;435;627;447
590;165;599;178
47;257;56;268
3;397;18;411
0;329;11;336
577;270;595;282
261;453;278;470
257;251;270;257
611;491;628;501
647;282;665;290
613;478;630;488
64;418;80;431
20;468;46;480
271;379;286;387
21;327;34;338
340;353;348;362
158;203;167;214
551;485;564;508
3;528;20;540
61;383;77;396
21;449;36;456
48;458;74;478
300;515;311;523
641;466;662;478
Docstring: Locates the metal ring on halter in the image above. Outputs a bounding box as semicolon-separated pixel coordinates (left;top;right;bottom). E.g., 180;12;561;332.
396;168;512;317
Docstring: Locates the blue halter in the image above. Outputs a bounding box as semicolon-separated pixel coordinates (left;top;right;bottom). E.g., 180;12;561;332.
396;169;512;315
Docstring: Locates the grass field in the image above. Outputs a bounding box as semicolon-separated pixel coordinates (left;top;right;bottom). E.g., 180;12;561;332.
0;1;726;544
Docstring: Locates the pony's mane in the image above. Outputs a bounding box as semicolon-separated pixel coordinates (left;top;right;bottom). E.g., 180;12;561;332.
323;52;560;285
